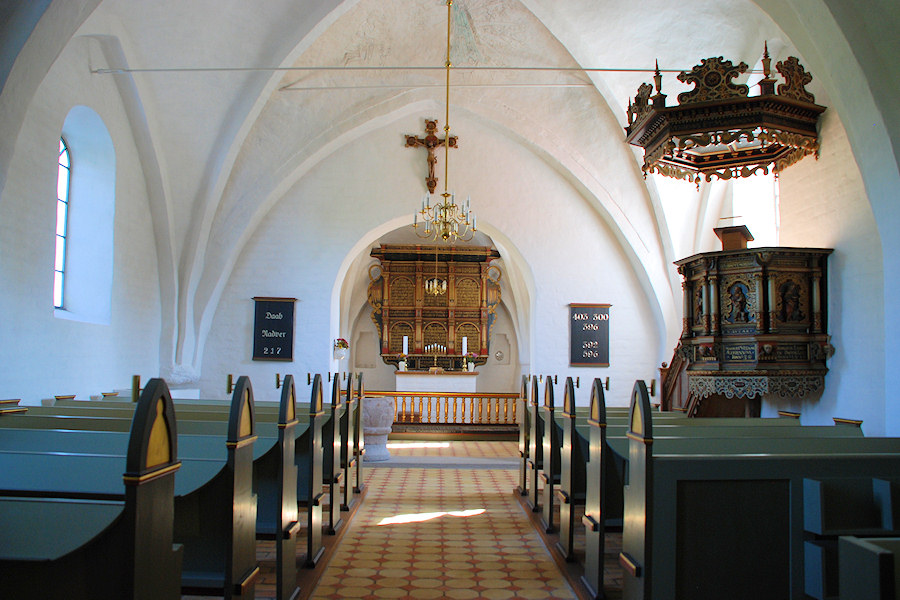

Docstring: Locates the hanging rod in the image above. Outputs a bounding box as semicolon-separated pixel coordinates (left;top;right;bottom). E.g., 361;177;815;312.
278;82;595;91
93;65;735;75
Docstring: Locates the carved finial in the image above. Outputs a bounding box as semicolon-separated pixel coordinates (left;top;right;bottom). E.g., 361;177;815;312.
653;59;662;93
776;56;815;103
677;57;749;104
758;42;776;95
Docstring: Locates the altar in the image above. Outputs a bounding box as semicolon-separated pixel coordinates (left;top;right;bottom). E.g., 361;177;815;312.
395;371;477;394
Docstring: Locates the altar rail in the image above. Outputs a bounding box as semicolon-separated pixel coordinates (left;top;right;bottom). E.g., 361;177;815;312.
366;391;519;425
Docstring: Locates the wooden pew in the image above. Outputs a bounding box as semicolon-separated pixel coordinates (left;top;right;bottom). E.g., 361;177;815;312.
803;476;900;599
619;380;900;600
352;373;366;496
322;375;345;535
557;377;592;562
298;374;326;567
516;375;530;496
0;378;183;599
6;377;329;572
251;374;300;600
175;375;258;599
0;398;25;415
0;377;260;598
339;373;358;511
526;375;544;511
838;536;900;600
575;382;868;600
540;375;563;533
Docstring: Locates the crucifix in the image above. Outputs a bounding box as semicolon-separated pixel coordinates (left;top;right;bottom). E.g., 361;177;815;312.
405;119;457;194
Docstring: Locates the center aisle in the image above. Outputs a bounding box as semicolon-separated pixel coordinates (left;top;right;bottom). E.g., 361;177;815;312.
309;441;578;600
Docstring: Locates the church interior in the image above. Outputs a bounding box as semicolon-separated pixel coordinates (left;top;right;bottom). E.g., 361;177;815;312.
1;1;900;599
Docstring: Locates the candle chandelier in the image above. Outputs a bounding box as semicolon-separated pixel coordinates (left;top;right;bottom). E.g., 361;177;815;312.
425;247;447;296
412;0;476;243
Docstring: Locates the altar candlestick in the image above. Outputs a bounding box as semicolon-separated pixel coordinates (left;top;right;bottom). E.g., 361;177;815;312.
403;336;409;355
462;336;467;355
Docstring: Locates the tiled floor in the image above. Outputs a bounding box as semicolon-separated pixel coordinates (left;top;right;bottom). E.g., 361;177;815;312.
217;441;622;599
309;459;577;599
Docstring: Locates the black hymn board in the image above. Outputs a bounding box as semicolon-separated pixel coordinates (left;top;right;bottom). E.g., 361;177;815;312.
252;297;296;361
569;303;610;367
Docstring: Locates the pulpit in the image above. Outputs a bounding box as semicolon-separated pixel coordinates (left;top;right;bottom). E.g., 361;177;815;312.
666;226;833;416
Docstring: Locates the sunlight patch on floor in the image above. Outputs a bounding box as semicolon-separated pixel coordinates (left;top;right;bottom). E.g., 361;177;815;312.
377;508;486;526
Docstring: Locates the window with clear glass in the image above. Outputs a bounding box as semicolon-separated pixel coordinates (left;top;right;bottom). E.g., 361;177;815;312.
54;137;70;308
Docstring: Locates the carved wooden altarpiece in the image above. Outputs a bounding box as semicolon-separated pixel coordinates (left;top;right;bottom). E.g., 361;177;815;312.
367;245;501;371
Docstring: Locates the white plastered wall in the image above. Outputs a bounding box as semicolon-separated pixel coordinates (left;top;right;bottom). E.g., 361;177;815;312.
201;112;661;406
774;109;885;434
0;35;161;403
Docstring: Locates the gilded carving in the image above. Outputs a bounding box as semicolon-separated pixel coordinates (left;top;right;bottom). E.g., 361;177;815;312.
721;276;756;324
776;56;815;103
677;57;749;104
456;277;480;306
776;278;806;323
423;322;447;347
390;277;415;306
389;322;413;354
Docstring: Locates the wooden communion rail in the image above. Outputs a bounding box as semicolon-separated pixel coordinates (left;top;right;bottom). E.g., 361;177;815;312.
365;391;519;427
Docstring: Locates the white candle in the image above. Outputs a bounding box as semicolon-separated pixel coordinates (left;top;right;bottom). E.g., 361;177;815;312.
462;336;467;355
402;336;408;355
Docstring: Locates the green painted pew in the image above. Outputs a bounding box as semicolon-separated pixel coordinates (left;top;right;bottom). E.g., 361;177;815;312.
526;375;544;512
803;476;900;600
322;375;345;535
557;377;593;563
516;375;529;497
619;380;900;600
7;375;330;572
838;536;900;600
0;379;303;600
339;373;361;511
541;376;564;533
574;381;864;600
350;374;366;497
0;377;260;599
0;378;183;599
52;372;362;543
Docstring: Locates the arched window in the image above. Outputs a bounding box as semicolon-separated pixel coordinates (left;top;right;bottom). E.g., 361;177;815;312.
54;106;115;324
53;138;70;308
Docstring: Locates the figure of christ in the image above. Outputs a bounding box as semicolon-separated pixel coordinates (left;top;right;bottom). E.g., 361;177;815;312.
405;119;458;194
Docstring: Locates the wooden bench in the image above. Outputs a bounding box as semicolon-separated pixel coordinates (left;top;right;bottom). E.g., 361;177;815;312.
516;376;529;497
838;536;900;600
573;380;866;600
619;380;900;600
7;377;331;572
0;377;261;598
322;375;345;535
803;476;900;599
351;374;366;497
556;377;592;562
526;376;544;512
0;378;183;599
540;376;564;533
339;373;360;511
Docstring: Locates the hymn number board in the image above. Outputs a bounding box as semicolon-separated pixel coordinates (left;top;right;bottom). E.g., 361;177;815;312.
569;304;610;366
252;297;296;361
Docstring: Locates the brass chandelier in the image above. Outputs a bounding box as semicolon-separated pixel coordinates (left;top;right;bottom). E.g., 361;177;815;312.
624;45;826;186
412;0;476;243
424;247;447;296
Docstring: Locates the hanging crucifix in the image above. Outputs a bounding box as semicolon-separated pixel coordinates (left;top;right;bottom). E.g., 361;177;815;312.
405;119;457;194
